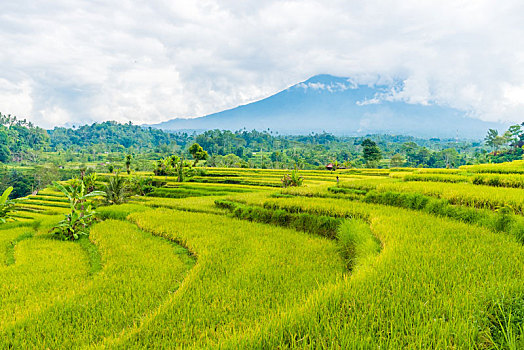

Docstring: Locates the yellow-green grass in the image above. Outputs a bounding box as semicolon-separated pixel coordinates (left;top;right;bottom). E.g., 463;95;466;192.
15;203;70;215
460;160;524;174
403;172;524;190
133;195;228;214
105;209;345;348
37;187;66;196
163;181;274;192
0;227;33;266
373;181;524;214
2;167;524;348
415;168;465;174
146;183;261;198
472;173;524;189
403;173;471;183
0;230;90;331
21;199;70;208
0;219;194;348
219;196;524;348
27;195;69;203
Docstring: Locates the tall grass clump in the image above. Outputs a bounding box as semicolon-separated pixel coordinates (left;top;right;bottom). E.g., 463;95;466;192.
215;199;342;239
337;219;380;270
486;294;524;349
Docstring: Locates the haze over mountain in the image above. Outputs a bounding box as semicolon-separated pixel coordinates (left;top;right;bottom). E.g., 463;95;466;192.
151;75;506;139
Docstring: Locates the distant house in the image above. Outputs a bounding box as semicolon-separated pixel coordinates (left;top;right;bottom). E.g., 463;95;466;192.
326;163;346;171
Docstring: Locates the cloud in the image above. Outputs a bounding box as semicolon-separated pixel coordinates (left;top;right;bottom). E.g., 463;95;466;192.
1;0;524;128
296;81;353;92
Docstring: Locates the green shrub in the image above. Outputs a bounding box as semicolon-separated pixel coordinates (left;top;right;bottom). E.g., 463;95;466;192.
486;294;524;349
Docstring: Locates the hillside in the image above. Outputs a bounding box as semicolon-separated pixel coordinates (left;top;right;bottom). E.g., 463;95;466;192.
1;162;523;347
152;74;506;138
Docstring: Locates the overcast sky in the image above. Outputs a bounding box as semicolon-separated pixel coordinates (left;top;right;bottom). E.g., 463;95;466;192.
1;0;524;128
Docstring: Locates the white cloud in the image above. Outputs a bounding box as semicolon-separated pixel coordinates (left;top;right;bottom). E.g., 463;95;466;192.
1;0;524;128
296;81;352;92
0;79;33;119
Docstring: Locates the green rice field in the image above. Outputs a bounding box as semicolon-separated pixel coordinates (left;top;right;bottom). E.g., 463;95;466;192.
1;161;523;348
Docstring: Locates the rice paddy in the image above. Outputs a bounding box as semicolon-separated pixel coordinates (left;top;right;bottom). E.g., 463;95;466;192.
1;162;523;348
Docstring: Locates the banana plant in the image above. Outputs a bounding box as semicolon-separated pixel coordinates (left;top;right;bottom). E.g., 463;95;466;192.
0;187;15;224
53;180;105;210
51;180;105;240
53;203;97;240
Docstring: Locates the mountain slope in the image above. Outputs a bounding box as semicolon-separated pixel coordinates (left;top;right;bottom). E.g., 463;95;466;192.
152;74;505;138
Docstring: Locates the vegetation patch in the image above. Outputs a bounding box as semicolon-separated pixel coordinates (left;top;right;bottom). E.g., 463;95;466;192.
215;199;342;239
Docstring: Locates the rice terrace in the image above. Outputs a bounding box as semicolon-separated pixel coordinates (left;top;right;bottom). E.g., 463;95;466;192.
3;1;524;348
0;161;523;348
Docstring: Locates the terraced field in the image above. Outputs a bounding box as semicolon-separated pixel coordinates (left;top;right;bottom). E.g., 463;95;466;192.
1;162;523;348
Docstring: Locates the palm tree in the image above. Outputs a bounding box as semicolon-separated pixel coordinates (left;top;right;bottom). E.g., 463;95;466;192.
125;154;132;175
104;173;128;205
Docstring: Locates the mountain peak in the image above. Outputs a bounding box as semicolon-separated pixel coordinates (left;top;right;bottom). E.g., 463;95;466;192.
302;74;353;85
151;74;506;138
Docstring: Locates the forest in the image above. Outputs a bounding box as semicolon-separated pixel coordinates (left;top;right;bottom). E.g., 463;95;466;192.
1;112;523;199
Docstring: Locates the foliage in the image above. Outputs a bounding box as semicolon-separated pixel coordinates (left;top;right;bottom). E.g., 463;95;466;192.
2;114;521;170
103;173;129;205
486;295;524;349
82;172;98;193
389;153;405;167
153;155;190;178
0;187;17;224
177;156;185;182
48;120;177;152
0;112;49;163
485;123;524;162
51;180;105;240
361;138;382;167
188;142;208;166
125;154;132;174
215;199;342;239
281;167;304;187
129;175;155;196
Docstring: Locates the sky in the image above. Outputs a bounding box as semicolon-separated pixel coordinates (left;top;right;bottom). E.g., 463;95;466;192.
1;0;524;129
